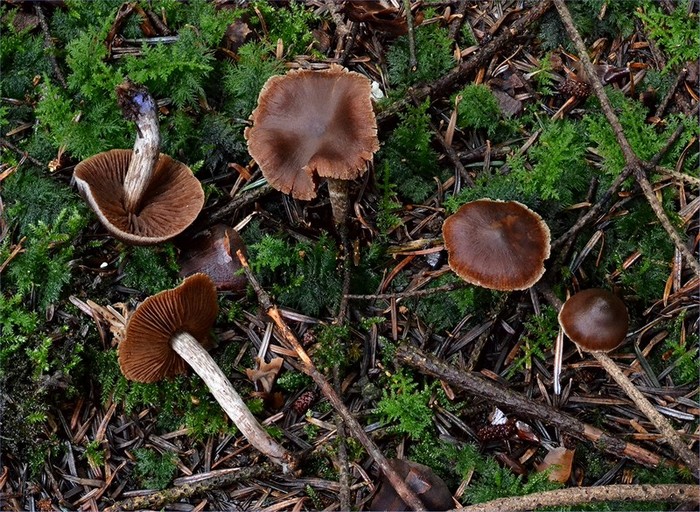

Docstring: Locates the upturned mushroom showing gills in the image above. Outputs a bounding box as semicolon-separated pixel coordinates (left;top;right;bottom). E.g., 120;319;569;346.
244;64;379;226
118;273;297;472
73;80;204;245
442;199;551;291
558;289;700;477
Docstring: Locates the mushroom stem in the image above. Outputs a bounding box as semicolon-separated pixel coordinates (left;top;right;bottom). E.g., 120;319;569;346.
327;178;350;227
591;351;700;477
116;81;161;213
170;332;297;473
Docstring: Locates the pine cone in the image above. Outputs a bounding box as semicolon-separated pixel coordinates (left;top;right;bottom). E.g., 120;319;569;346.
292;390;317;415
558;78;591;98
476;420;517;442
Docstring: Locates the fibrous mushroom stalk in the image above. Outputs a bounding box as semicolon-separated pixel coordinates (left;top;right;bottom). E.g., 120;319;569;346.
116;80;161;213
327;178;350;227
169;331;297;473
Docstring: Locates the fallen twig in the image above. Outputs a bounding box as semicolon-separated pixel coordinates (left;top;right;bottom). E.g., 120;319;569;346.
103;466;271;512
455;484;699;512
236;250;427;511
396;343;668;469
552;0;700;276
378;0;553;122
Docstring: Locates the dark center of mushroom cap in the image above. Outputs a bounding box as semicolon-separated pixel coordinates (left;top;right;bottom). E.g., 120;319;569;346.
443;199;551;291
558;288;629;352
245;65;379;201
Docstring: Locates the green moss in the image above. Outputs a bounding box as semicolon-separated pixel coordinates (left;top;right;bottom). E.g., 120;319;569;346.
121;245;180;295
249;233;342;317
507;307;558;379
454;84;501;136
387;17;454;91
637;0;700;72
133;448;178;490
252;0;320;57
378;100;446;203
223;42;285;119
376;369;435;440
6;206;88;309
408;273;493;333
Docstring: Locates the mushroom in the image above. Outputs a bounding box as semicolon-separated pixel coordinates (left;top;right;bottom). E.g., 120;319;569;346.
118;273;297;472
244;64;379;227
369;459;454;512
558;289;700;475
73;80;204;245
178;224;248;293
442;199;551;291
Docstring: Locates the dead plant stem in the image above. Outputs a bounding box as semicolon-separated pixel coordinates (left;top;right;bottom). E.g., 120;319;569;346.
396;343;666;469
455;484;699;512
236;250;427;511
591;351;700;478
552;0;700;276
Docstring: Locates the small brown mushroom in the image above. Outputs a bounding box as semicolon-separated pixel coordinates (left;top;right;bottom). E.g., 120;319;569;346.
558;289;700;476
119;273;297;472
369;459;454;511
442;199;550;291
558;288;628;353
245;64;379;226
178;224;248;292
74;81;204;245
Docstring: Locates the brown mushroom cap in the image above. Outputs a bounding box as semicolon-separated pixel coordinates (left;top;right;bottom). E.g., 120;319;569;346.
178;225;248;293
244;64;379;200
119;273;219;383
442;199;551;291
558;288;629;352
74;149;204;245
369;459;453;511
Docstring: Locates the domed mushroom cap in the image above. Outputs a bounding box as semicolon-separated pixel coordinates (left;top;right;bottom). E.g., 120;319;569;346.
558;288;629;352
369;459;453;511
244;64;379;201
119;273;219;383
74;149;204;245
442;199;551;291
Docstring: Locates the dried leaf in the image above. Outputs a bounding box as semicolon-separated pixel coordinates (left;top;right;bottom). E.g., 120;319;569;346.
245;357;284;393
536;446;575;483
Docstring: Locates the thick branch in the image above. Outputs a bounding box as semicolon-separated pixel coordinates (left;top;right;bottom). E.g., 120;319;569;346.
456;484;699;512
396;343;666;469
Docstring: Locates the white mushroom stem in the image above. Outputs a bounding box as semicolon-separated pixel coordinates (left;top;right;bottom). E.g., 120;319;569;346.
591;351;700;476
121;87;160;213
170;332;296;473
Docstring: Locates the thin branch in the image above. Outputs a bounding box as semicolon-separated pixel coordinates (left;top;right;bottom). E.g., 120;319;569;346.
236;250;427;511
35;4;67;88
403;0;417;70
103;465;272;512
396;343;667;469
455;484;699;512
345;281;466;301
377;0;553;122
552;0;700;276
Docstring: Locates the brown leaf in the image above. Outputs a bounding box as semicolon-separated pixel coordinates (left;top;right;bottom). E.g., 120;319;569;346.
536;446;575;483
245;357;284;393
